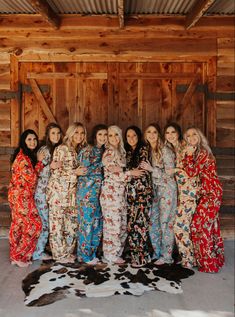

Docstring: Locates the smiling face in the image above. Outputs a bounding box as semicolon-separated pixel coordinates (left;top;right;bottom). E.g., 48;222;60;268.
25;133;38;150
185;128;200;147
108;128;120;148
126;129;138;150
72;126;85;146
96;129;108;147
145;125;158;145
49;127;61;145
165;126;179;146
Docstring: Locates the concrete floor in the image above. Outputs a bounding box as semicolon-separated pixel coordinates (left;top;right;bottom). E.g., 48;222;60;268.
0;238;234;317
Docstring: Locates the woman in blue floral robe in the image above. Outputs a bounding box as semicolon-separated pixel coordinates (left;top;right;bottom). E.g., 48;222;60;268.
76;124;107;265
32;123;62;261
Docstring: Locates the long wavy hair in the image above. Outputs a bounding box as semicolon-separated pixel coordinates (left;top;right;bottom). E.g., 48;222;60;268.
124;125;144;167
63;122;87;151
107;125;126;167
42;122;63;156
184;127;214;158
11;129;39;167
144;123;164;166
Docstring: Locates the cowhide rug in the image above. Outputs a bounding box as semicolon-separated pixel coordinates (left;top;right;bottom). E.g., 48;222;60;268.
22;262;194;307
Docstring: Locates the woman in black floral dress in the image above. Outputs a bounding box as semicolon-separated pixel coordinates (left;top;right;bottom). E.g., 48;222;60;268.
124;126;153;267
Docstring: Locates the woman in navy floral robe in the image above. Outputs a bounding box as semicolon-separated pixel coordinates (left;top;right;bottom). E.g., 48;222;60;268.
125;126;153;267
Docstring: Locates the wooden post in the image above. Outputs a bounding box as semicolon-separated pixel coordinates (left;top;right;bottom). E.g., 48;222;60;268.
10;55;20;147
206;57;217;146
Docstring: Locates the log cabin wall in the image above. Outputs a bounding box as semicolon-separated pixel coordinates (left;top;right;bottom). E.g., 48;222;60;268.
0;15;234;222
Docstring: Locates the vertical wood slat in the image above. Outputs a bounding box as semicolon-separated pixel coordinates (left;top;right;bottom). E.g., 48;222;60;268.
108;63;119;126
206;57;217;146
10;55;20;147
137;63;143;128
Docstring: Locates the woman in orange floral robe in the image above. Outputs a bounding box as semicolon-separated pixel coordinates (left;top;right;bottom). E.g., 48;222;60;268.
8;129;44;267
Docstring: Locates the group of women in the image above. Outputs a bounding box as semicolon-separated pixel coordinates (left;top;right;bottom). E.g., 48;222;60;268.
8;121;225;273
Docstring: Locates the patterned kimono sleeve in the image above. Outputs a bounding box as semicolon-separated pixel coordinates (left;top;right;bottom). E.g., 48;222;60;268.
139;145;149;163
182;150;207;178
102;148;128;182
102;148;114;167
77;146;91;168
18;156;37;186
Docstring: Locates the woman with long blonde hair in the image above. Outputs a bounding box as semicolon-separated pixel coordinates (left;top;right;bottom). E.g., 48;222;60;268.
47;122;87;263
100;125;143;264
182;127;224;273
141;123;177;265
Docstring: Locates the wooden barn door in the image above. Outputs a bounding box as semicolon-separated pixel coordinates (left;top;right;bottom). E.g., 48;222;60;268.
118;62;205;133
18;61;206;141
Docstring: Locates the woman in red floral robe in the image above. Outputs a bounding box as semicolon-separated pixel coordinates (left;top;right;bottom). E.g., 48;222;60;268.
182;127;225;273
8;129;44;267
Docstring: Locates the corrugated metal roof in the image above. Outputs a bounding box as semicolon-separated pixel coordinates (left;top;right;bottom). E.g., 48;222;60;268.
48;0;117;14
0;0;234;15
206;0;235;15
0;0;36;14
125;0;195;15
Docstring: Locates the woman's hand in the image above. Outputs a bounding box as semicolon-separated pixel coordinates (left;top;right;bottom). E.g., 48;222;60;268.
75;166;88;176
139;161;153;172
37;151;45;162
130;168;145;177
50;160;62;169
185;145;196;155
108;165;122;173
165;168;175;176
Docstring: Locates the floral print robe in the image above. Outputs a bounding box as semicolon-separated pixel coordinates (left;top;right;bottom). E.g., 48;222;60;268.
183;149;225;272
47;144;78;261
100;146;127;263
8;150;43;263
174;144;199;267
150;145;177;264
126;145;152;266
33;146;51;260
76;145;103;262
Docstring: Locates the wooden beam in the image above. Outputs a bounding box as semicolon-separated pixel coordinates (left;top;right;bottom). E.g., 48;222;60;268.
27;72;108;79
29;78;57;123
117;0;124;29
27;0;60;29
185;0;216;29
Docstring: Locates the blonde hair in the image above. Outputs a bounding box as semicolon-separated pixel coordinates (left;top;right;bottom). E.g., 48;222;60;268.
184;127;214;158
63;122;87;150
107;125;126;167
144;123;164;165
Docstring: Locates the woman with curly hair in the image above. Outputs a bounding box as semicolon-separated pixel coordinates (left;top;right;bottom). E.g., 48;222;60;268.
182;127;224;273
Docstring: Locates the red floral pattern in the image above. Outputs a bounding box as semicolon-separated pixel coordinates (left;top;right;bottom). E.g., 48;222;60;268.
183;149;225;273
8;150;43;263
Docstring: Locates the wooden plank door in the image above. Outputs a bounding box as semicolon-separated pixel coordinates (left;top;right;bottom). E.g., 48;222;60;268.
19;61;207;142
